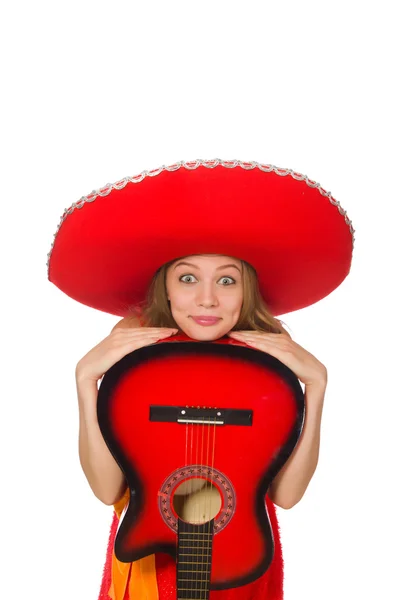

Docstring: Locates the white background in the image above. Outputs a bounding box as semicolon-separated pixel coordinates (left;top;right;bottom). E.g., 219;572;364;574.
1;1;396;599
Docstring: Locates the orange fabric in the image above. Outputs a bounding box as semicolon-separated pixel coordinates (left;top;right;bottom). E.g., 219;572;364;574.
108;487;159;600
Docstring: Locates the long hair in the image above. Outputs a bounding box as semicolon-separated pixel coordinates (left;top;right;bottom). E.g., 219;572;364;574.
125;256;291;337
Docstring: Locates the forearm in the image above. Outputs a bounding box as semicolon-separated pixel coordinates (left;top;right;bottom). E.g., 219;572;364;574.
269;382;326;509
77;377;127;505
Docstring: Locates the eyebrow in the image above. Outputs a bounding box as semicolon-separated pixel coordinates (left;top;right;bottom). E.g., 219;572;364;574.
173;261;241;273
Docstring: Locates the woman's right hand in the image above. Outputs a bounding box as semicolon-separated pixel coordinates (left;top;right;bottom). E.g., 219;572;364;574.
75;327;178;384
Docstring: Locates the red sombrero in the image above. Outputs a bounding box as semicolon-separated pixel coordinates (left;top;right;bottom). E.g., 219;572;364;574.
47;158;355;317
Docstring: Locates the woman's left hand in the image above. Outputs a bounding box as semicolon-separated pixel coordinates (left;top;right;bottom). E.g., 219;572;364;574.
227;331;327;388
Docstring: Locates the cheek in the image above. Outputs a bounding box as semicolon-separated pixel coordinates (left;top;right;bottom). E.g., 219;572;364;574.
214;298;242;320
227;292;243;310
170;294;192;311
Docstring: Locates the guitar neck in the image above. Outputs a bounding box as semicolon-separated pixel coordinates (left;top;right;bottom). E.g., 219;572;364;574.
177;518;214;600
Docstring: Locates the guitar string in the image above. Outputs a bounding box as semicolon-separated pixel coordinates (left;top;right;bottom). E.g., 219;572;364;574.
182;407;215;599
206;413;213;599
191;412;195;597
184;406;191;595
197;410;209;599
199;412;205;598
197;413;203;597
205;412;213;598
190;412;194;595
195;406;199;597
209;410;217;597
201;414;210;598
203;413;210;600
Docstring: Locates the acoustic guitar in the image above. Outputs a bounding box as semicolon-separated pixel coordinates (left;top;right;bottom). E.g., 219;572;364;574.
97;332;305;599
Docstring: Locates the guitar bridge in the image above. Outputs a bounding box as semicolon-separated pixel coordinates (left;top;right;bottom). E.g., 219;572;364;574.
149;405;252;426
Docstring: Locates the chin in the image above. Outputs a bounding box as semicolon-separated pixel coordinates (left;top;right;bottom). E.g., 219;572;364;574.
187;326;228;341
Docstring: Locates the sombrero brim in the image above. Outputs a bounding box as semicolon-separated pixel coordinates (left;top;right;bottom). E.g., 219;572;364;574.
47;159;355;317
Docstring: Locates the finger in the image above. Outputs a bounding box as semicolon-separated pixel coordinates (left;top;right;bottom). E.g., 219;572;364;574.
117;329;176;336
118;327;176;333
231;331;281;337
229;333;275;341
125;334;173;350
139;331;175;338
143;327;178;332
115;333;173;349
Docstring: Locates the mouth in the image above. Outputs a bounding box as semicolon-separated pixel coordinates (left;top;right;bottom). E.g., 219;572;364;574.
191;316;221;326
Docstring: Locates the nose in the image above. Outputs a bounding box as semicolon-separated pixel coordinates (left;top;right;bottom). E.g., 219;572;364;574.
195;284;219;307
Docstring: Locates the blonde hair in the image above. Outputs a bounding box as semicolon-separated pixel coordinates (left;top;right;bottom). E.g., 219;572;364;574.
126;255;291;337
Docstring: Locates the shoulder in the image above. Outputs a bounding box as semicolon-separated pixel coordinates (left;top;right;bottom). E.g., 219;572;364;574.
275;318;292;339
111;315;143;332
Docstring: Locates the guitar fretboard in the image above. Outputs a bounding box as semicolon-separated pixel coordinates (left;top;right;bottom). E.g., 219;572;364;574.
177;518;214;600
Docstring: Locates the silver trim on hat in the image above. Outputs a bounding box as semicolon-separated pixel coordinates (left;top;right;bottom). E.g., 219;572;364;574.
46;158;355;274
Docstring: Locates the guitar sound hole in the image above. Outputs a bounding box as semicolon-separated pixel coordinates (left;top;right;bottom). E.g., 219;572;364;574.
172;477;222;524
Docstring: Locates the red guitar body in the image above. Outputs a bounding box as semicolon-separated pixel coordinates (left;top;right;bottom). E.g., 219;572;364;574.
97;333;305;594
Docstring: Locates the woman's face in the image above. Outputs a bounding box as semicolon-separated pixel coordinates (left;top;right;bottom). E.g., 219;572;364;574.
165;254;243;340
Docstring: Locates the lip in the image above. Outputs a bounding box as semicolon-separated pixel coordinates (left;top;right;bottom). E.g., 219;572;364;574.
191;316;221;325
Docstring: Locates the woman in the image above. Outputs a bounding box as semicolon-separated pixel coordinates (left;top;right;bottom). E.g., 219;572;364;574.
48;158;354;599
77;253;328;600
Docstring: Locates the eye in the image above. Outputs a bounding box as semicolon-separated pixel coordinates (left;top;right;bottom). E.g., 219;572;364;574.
179;274;235;285
218;277;235;285
180;274;197;283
